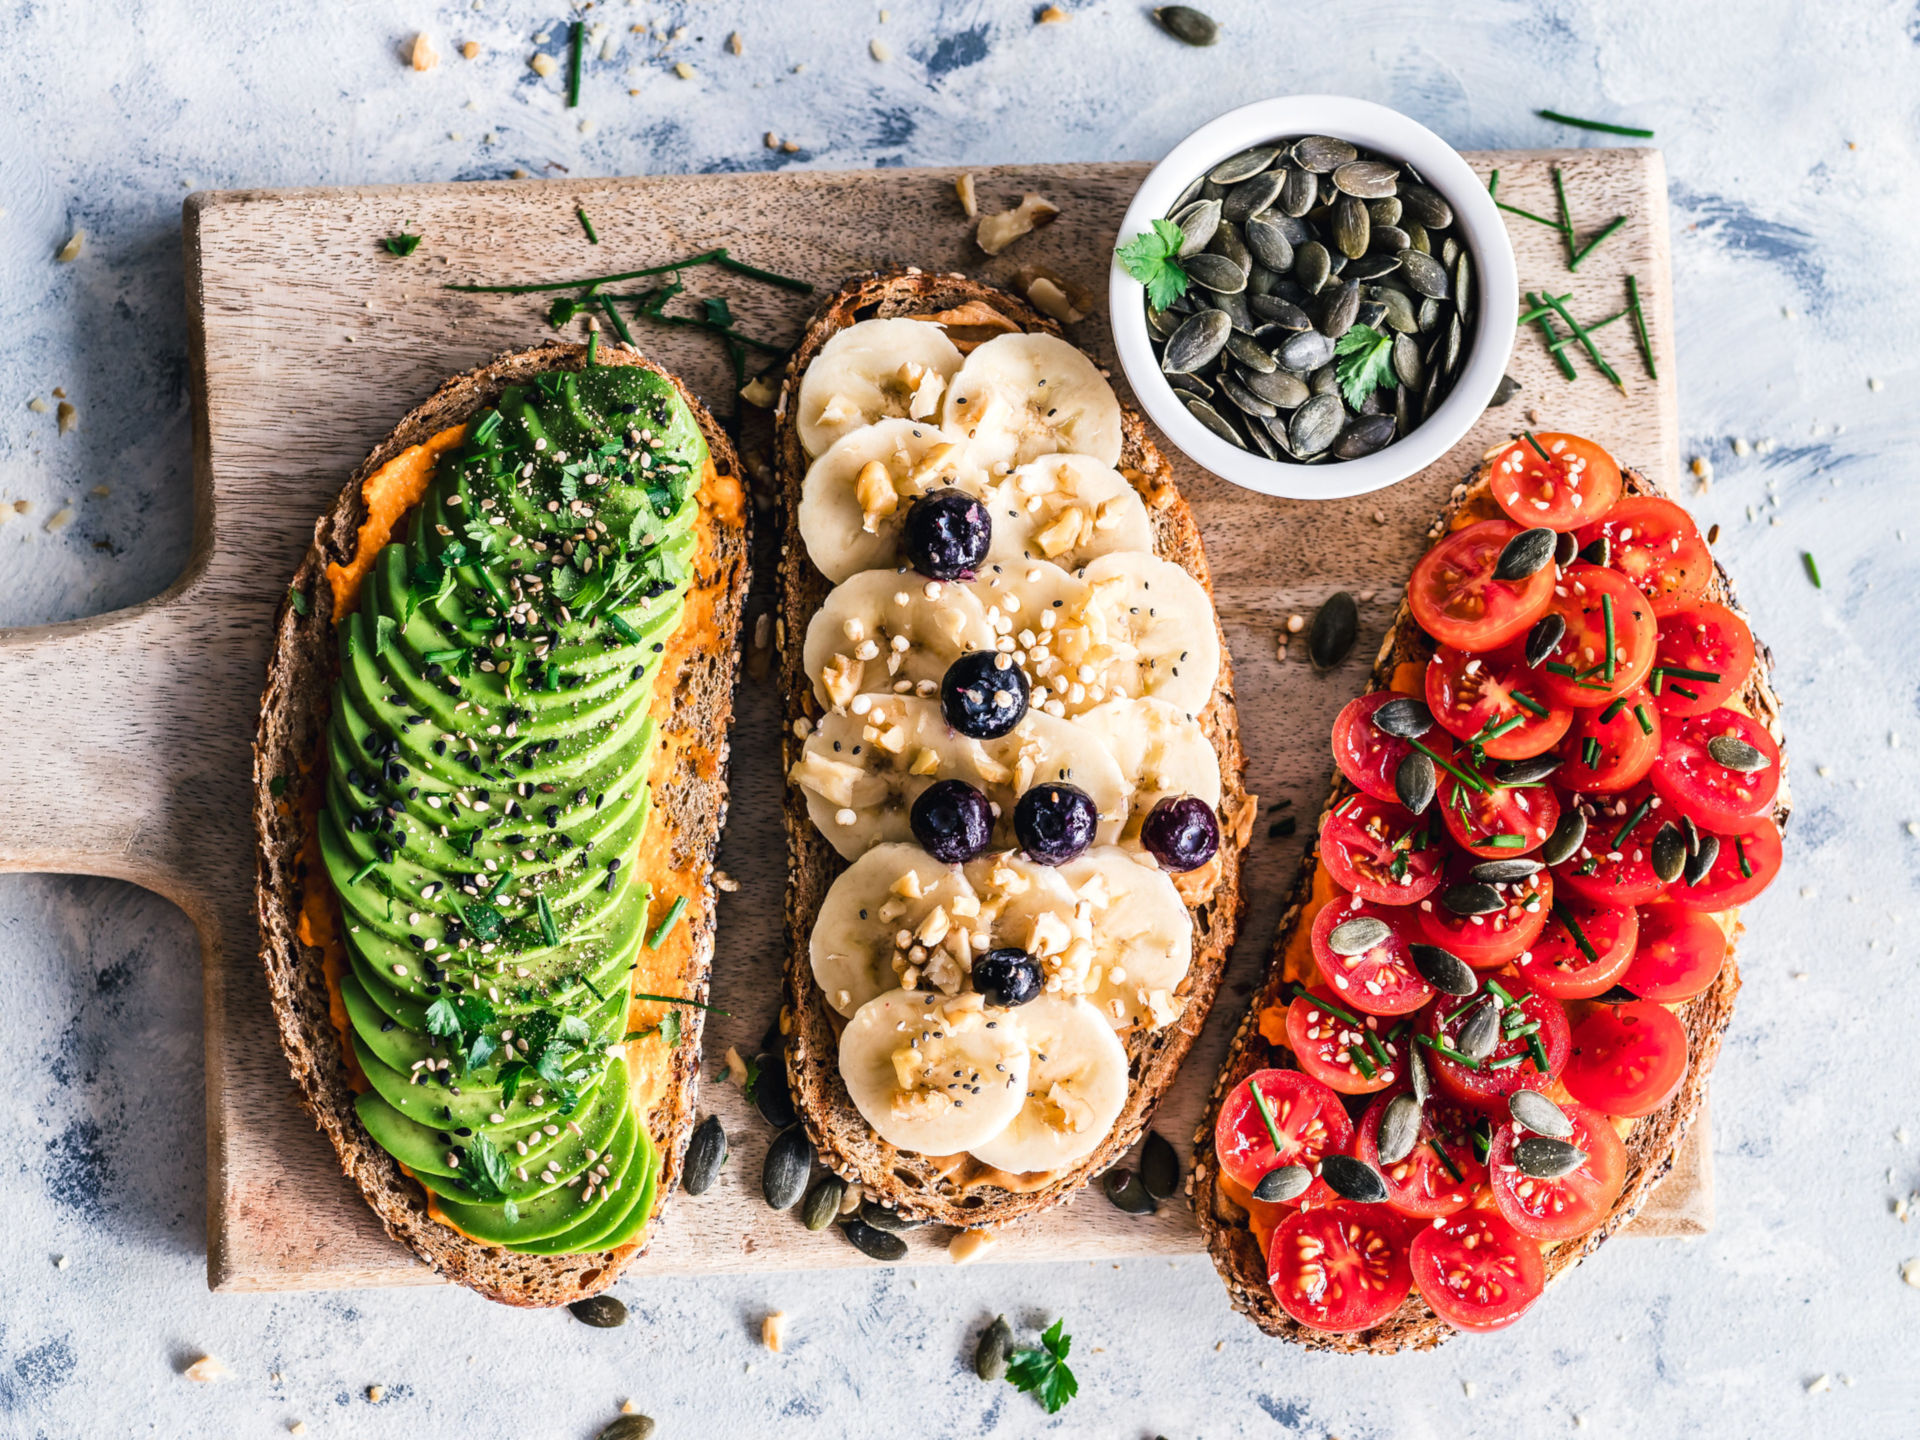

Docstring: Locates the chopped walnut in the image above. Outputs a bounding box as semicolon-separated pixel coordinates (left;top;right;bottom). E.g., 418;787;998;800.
975;194;1060;256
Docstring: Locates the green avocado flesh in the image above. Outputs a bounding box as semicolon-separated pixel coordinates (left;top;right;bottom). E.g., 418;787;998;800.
320;363;707;1252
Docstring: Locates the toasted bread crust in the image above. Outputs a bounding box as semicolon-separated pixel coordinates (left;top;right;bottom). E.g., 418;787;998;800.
772;271;1254;1228
1192;462;1788;1351
252;341;748;1306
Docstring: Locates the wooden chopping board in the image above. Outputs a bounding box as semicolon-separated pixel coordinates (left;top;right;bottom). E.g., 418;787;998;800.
0;149;1716;1293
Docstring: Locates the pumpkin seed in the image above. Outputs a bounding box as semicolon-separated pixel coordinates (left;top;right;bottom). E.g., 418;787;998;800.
1242;368;1310;408
1410;943;1477;997
1147;305;1180;339
1395;749;1437;815
1162;309;1231;372
1509;1089;1574;1139
1371;285;1419;334
1394;381;1414;436
1174;198;1223;257
1405;219;1431;254
1398;247;1450;299
1185;395;1244;446
1207;145;1277;184
1707;735;1767;772
1154;4;1219;45
1184;251;1248;295
1333;160;1400;199
1244;415;1285;460
975;1315;1015;1382
1453;252;1473;319
1279;328;1336;373
1526;612;1567;667
859;1198;925;1231
1333;194;1370;259
1491;373;1523;406
1555;530;1579;566
1224;332;1278;374
1441;235;1461;270
1651;822;1687;883
1391;330;1424;390
1469;857;1543;885
1443;313;1464;376
682;1114;727;1195
1308;589;1359;668
1328;915;1392;956
1245;262;1279;297
1292;135;1358;173
598;1417;657;1440
1400;182;1454;228
1335;413;1396;458
1368;196;1404;227
1581;535;1612;566
1373;696;1433;737
1370;223;1411;254
1253;1163;1313;1203
1280;165;1319;216
569;1295;629;1328
1458;1001;1500;1060
1223;170;1287;224
1293;240;1333;295
755;1053;798;1129
762;1124;813;1210
1494;526;1558;580
1244;215;1296;272
839;1217;908;1261
1494;753;1562;785
1418;295;1443;334
1542;808;1588;867
1309;362;1341;398
1683;833;1721;887
1343;253;1402;283
1219;374;1278;419
1320;279;1361;340
1410;1047;1432;1105
1514;1135;1589;1180
1377;1094;1423;1165
801;1174;846;1231
1208;287;1255;333
1320;1153;1388;1204
1207;221;1253;275
1103;1166;1157;1215
1141;1131;1182;1200
1250;293;1312;329
1168;370;1215;400
1442;882;1503;916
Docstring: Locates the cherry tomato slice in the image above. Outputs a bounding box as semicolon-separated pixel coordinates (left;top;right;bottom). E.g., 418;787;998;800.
1621;902;1729;1002
1563;1000;1689;1116
1268;1202;1413;1334
1425;643;1572;760
1667;818;1782;912
1557;687;1661;794
1285;987;1404;1096
1419;981;1570;1106
1650;596;1753;718
1487;1099;1628;1242
1649;707;1781;834
1518;895;1638;999
1575;495;1712;602
1549;786;1672;907
1417;848;1553;968
1354;1087;1487;1218
1214;1068;1355;1203
1310;893;1435;1017
1331;692;1433;804
1533;563;1659;709
1409;1208;1546;1332
1438;763;1562;858
1489;432;1624;531
1409;519;1557;653
1320;794;1445;906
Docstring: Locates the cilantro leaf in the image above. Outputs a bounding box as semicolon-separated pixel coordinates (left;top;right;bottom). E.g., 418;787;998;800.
374;614;398;655
1005;1318;1078;1414
1115;218;1190;313
462;516;499;556
455;1133;512;1201
1333;324;1398;410
460;901;504;943
287;585;310;617
701;296;734;328
382;233;423;257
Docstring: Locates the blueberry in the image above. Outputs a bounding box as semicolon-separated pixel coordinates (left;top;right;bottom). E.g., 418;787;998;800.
940;650;1029;740
902;488;991;581
909;779;993;864
1140;795;1220;872
1013;783;1098;866
973;948;1042;1008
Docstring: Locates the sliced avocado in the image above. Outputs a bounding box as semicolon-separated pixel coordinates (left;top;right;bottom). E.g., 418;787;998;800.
512;1117;656;1255
434;1101;639;1244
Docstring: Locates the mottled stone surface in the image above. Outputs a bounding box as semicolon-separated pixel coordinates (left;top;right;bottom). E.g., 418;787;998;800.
2;2;1917;1436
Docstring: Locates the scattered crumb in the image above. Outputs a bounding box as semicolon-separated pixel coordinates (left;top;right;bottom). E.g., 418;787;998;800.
955;172;978;219
410;33;438;71
713;870;740;893
51;386;64;398
1037;4;1069;20
879;8;891;20
1903;1257;1920;1287
839;1182;863;1214
949;1228;997;1264
56;400;75;434
27;397;47;413
723;1045;749;1086
727;31;743;54
45;506;73;533
13;499;29;513
461;40;480;59
764;131;781;149
620;1400;640;1415
289;1424;307;1436
184;1356;229;1383
1806;1374;1831;1394
530;52;558;77
1373;509;1387;524
366;1384;386;1404
1286;614;1305;634
54;1254;68;1269
761;1311;788;1352
741;373;780;409
975;193;1059;255
1462;1381;1477;1398
1869;377;1884;392
579;118;597;135
511;168;530;179
1731;437;1751;456
782;140;799;153
448;130;464;142
1816;766;1833;778
56;230;84;263
1025;276;1084;325
1691;455;1713;490
674;61;696;79
870;38;892;61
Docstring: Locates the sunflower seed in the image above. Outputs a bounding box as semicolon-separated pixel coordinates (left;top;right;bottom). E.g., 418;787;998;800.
1280;165;1319;216
801;1174;846;1230
1155;4;1219;46
1141;1131;1181;1199
1219;373;1278;418
1469;857;1543;884
1329;915;1392;955
1185;251;1248;294
569;1295;629;1328
1335;413;1396;458
1333;194;1370;259
1494;754;1562;785
1250;293;1313;329
1308;588;1359;666
1494;526;1558;580
1411;943;1477;996
1162;309;1231;372
1253;1164;1313;1203
598;1417;657;1440
1515;1136;1589;1180
1292;135;1358;173
1242;368;1309;408
1294;240;1332;294
1373;696;1433;737
1320;279;1361;340
1707;735;1768;772
1541;808;1588;867
840;1217;908;1261
1186;395;1244;445
1651;822;1687;883
1391;330;1424;390
1442;882;1504;916
1400;182;1454;228
1399;247;1451;299
1225;332;1278;374
1279;328;1336;373
1103;1166;1158;1214
1458;1001;1500;1060
1508;1090;1573;1139
1224;170;1287;224
762;1124;813;1210
1683;833;1721;886
1525;613;1567;668
1320;1153;1389;1204
1208;145;1277;184
1378;1094;1423;1165
1173;198;1223;257
1244;215;1296;271
682;1114;727;1194
1395;749;1437;814
1333;160;1399;199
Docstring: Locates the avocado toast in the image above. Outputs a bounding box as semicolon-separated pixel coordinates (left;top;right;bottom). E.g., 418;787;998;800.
255;341;747;1305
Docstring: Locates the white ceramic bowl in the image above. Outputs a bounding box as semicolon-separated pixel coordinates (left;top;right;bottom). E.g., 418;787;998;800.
1109;95;1517;501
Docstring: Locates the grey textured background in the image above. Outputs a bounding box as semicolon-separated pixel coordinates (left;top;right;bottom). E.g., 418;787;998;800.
2;2;1917;1436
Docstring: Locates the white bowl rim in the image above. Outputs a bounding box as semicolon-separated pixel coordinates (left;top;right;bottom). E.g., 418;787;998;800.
1108;94;1518;502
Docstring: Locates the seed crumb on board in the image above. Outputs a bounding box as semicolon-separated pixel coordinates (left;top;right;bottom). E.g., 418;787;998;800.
1869;376;1884;392
27;396;48;413
948;1228;996;1264
461;40;480;59
56;230;84;262
184;1356;229;1383
1037;4;1069;19
723;1045;749;1086
713;870;739;893
674;61;696;79
289;1424;307;1436
765;131;781;149
620;1399;641;1414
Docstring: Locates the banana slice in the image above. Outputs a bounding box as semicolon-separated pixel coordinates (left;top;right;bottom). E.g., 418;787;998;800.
804;571;997;712
978;454;1154;570
796;318;964;459
797;419;984;584
839;989;1031;1154
789;694;1127;861
967;996;1130;1173
812;844;983;1017
1077;698;1223;836
941;332;1124;469
996;847;1192;1032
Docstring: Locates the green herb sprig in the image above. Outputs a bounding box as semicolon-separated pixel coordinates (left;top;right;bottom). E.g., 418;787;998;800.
1333;324;1397;409
382;233;423;257
1005;1319;1079;1415
1538;110;1654;139
1114;219;1191;312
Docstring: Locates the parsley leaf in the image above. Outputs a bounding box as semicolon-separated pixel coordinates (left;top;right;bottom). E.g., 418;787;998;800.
460;901;504;943
462;516;499;556
374;614;398;655
382;233;423;257
455;1134;517;1220
287;585;310;617
1333;324;1399;410
622;1009;683;1048
1115;218;1191;313
1005;1318;1078;1414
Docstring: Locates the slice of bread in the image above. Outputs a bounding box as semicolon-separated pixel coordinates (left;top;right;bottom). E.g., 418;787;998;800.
253;341;748;1306
773;271;1255;1228
1193;461;1789;1351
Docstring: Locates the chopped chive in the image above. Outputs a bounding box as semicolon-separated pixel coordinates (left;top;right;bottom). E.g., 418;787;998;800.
1289;984;1365;1028
1547;309;1630;354
1516;292;1575;326
1485;978;1519;1007
1384;1017;1413;1043
1511;690;1550;718
1803;552;1822;589
1475;715;1528;745
1550;166;1578;266
1553;901;1600;964
1543;292;1626;392
1410;738;1490;794
1545;661;1580;678
1653;665;1723;683
1600;694;1630;725
1472;1121;1493;1162
1486;1054;1524;1071
1525;293;1581;382
566;21;583;107
1669;683;1701;701
1526;1033;1552;1073
1736;837;1752;878
584;329;599;367
596;293;636;348
1538;109;1655;139
1611;794;1653;851
1428;1137;1465;1183
1483;833;1528;849
576;207;599;244
349;858;380;886
713;253;816;293
1522;429;1555;464
1601;592;1617;681
1569;214;1628;271
1443;995;1483;1026
1575;856;1599;876
576;971;607;1004
1627;274;1658;379
605;611;643;644
1648;671;1665;696
485;868;513;901
537;894;561;948
1633;703;1654;736
1348;1045;1378;1080
1415;1033;1482;1071
1487;168;1499;200
1498;198;1566;230
646;894;689;948
1364;1029;1392;1070
1249;1076;1287;1152
1583;736;1603;768
445;248;811;296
